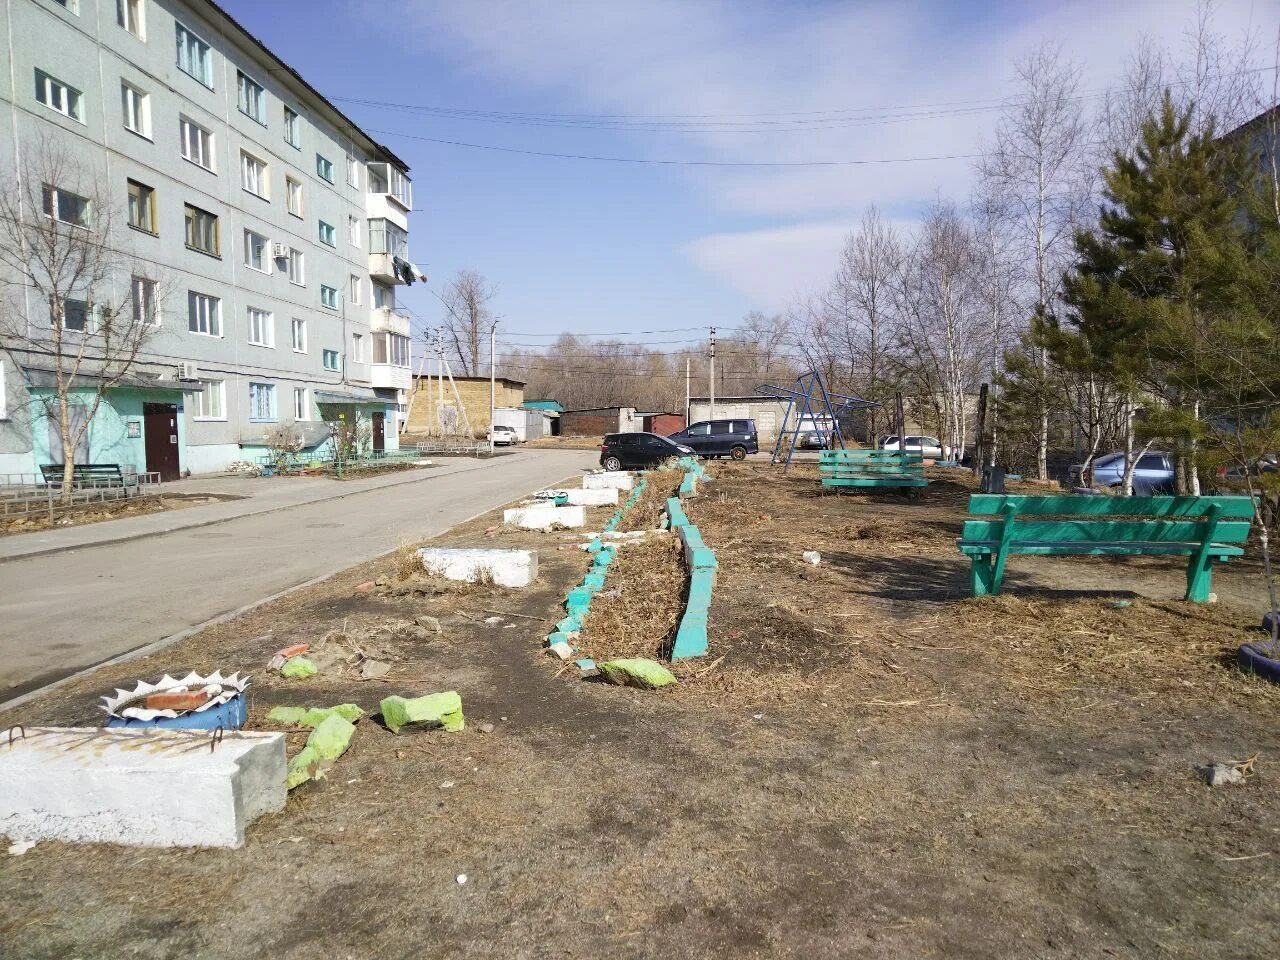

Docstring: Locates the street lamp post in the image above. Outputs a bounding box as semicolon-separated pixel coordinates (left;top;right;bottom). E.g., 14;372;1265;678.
489;320;498;455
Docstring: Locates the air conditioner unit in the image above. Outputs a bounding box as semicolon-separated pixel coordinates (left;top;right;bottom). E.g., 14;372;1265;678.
271;242;289;259
176;361;199;381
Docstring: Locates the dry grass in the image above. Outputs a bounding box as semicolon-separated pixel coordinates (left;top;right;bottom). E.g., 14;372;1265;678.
618;466;683;532
579;532;687;662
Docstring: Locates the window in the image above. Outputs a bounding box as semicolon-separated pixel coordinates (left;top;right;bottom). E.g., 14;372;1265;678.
322;349;339;371
283;105;300;148
126;179;155;233
131;276;158;326
187;291;221;336
366;162;412;207
318;220;336;247
373;283;394;310
346;155;360;188
320;284;339;309
42;185;90;227
348;274;362;305
374;332;409;367
121;81;150;137
237;71;266;124
52;0;79;12
348;215;360;247
192;379;224;420
351;332;364;363
1137;454;1167;470
35;70;83;121
285;176;303;217
240;151;268;199
291;318;306;353
286;248;305;285
686;423;711;436
316;153;333;183
175;22;213;87
368;219;408;257
179;116;215;171
249;382;276;422
243;229;268;272
293;386;309;421
246;307;273;347
117;0;144;38
184;203;219;255
52;297;88;332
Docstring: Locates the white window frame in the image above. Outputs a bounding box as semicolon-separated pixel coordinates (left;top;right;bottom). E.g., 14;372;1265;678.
246;306;273;347
42;185;90;227
293;386;309;421
291;317;307;354
318;220;336;247
121;80;150;138
373;282;394;310
236;70;267;125
52;297;90;333
347;215;361;248
287;248;305;286
53;0;80;13
175;21;213;88
35;69;83;122
348;274;362;305
319;284;339;310
285;176;303;217
248;382;276;422
346;155;361;188
184;203;219;256
351;332;365;363
179;115;215;172
192;379;225;420
322;349;340;371
117;0;145;39
187;291;221;337
283;105;301;148
240;150;268;199
243;228;269;273
316;153;334;183
131;275;159;327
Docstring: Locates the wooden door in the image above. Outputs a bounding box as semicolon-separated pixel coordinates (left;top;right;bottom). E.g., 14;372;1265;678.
372;411;385;452
143;403;180;481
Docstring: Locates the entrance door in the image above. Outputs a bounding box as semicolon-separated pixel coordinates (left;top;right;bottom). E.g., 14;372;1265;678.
143;403;180;481
372;411;385;452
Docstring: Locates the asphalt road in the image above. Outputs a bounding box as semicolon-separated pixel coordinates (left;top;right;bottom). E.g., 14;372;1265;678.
0;450;596;705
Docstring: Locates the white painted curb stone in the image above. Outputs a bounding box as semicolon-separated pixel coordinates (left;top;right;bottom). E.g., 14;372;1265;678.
0;727;286;849
583;472;634;491
503;504;586;530
562;487;620;506
417;547;538;588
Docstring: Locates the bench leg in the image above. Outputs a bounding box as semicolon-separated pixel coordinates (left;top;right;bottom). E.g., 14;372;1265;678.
1184;556;1215;603
970;556;997;597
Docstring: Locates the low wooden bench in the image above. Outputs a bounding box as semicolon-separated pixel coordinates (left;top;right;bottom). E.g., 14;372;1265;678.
39;463;138;494
956;494;1255;602
819;449;928;492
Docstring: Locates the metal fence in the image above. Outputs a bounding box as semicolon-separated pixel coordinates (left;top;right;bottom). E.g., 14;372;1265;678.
0;471;162;520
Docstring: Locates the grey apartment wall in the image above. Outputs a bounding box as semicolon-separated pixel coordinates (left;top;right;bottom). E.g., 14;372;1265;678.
0;0;409;473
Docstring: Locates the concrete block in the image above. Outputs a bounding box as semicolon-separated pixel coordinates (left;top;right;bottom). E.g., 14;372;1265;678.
666;497;690;528
672;610;708;660
583;472;635;491
0;727;286;849
417;547;538;588
503;504;586;530
563;487;620;507
678;474;698;499
677;525;718;571
584;571;607;590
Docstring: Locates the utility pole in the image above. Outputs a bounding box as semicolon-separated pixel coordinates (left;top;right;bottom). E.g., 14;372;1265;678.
684;356;690;424
488;320;498;455
708;326;716;421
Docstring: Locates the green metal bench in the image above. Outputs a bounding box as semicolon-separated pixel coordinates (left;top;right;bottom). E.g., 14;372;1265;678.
819;449;928;491
956;494;1255;602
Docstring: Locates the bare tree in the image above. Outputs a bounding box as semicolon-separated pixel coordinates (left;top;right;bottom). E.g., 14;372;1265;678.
0;141;162;499
436;269;497;376
977;41;1091;479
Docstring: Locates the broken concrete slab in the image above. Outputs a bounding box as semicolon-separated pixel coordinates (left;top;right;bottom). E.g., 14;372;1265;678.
381;691;465;734
547;640;574;660
582;472;635;491
266;704;364;727
599;658;678;689
0;727;286;848
417;547;538;588
286;714;357;789
503;504;586;530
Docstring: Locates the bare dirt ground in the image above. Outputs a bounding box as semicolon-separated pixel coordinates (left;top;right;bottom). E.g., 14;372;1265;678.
0;493;231;537
2;463;1278;959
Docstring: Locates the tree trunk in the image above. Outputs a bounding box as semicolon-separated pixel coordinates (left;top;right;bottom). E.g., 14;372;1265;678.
1122;397;1136;496
59;399;76;505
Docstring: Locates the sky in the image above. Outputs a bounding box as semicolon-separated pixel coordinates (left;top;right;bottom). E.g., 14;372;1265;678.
223;0;1276;350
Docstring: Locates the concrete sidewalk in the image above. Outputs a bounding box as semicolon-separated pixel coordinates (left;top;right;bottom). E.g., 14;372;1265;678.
0;456;509;562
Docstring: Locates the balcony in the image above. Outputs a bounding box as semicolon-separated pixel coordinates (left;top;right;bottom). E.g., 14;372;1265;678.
370;306;411;336
370;363;411;390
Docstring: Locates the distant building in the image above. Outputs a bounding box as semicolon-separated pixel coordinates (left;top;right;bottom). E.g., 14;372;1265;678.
560;407;639;437
639;412;685;435
405;375;525;436
687;397;789;442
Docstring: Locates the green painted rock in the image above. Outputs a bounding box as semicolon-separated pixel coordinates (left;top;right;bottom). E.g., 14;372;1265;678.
380;691;465;734
280;656;317;679
266;704;364;727
599;658;677;689
285;714;357;789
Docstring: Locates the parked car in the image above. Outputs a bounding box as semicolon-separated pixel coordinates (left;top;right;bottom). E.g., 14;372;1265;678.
880;435;949;459
489;424;519;446
667;419;759;460
795;415;834;449
1069;451;1175;494
599;432;694;471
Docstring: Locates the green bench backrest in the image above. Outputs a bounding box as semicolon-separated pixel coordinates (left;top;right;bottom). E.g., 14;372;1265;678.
820;462;925;474
820;450;924;464
962;495;1254;545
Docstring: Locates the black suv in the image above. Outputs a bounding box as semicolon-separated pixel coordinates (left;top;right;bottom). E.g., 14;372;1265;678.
599;432;694;471
667;419;758;460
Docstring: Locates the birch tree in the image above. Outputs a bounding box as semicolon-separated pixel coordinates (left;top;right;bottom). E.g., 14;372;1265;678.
436;269;497;377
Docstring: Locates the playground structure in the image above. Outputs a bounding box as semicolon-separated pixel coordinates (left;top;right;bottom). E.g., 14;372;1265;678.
756;371;880;470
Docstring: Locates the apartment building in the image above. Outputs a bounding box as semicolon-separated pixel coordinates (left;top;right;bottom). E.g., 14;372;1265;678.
0;0;419;477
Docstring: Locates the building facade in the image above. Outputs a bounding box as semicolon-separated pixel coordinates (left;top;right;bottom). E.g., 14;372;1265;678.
405;375;525;437
0;0;419;477
559;407;639;437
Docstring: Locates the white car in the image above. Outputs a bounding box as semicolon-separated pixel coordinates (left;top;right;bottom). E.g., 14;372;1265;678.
880;434;950;459
489;424;518;446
